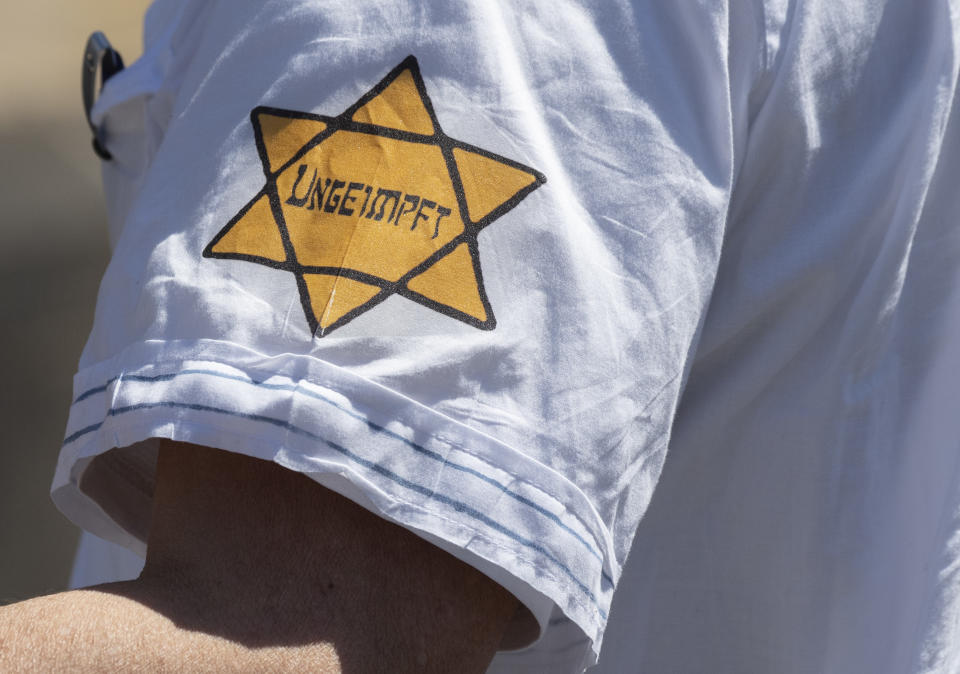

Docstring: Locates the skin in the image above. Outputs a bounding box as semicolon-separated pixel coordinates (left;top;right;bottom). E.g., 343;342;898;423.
0;440;521;672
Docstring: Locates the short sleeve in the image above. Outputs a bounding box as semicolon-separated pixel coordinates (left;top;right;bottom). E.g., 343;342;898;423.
52;1;758;670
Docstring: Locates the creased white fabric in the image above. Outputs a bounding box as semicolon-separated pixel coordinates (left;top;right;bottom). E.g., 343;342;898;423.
58;1;960;672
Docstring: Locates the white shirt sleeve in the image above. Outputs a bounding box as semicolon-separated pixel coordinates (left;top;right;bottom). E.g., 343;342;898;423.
53;1;759;670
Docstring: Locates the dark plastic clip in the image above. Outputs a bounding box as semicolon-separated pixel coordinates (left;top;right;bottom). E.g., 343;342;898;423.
82;31;125;160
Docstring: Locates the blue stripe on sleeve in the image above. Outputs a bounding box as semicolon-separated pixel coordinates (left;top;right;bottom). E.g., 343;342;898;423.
70;368;612;585
65;397;608;619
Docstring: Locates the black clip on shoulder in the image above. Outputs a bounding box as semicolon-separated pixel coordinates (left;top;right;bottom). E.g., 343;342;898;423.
82;31;125;160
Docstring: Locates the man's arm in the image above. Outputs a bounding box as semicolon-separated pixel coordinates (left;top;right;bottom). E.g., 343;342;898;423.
0;440;521;672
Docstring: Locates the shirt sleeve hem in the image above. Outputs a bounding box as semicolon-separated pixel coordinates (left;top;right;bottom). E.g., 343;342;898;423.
53;337;613;664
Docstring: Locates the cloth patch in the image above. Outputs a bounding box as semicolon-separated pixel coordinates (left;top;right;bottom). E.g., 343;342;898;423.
204;55;546;337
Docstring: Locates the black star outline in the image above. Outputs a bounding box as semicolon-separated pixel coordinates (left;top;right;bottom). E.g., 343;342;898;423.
202;55;546;337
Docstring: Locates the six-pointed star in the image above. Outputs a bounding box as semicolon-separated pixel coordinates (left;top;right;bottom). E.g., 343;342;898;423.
203;55;546;336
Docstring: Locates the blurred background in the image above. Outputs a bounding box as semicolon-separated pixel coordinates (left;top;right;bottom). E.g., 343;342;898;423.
0;0;150;604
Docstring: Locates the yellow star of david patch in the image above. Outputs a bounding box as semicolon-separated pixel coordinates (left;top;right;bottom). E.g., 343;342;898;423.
203;55;545;337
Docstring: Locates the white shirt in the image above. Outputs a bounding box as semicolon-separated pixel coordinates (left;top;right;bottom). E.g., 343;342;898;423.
59;1;960;671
